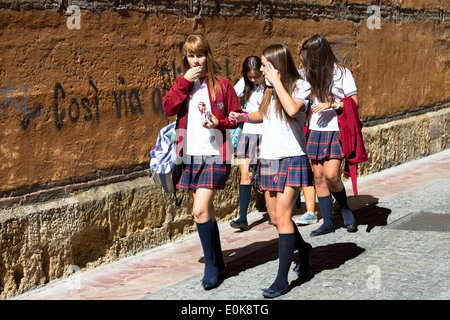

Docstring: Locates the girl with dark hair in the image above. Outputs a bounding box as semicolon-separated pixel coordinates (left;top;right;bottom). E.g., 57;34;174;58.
300;34;358;236
230;56;263;231
163;34;242;289
229;44;313;298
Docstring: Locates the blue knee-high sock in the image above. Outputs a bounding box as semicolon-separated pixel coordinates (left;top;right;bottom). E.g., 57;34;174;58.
236;184;252;223
196;220;217;281
331;188;355;226
213;220;226;272
316;195;334;231
269;233;295;292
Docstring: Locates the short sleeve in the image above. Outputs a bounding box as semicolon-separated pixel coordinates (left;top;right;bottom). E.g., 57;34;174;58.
293;79;311;107
233;77;245;98
341;68;358;97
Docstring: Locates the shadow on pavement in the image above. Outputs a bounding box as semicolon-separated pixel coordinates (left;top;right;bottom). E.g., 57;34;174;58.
198;194;390;290
332;194;392;232
290;242;365;290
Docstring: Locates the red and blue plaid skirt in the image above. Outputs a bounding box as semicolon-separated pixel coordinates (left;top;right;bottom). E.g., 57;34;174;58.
176;155;231;191
259;155;313;192
306;130;345;160
236;133;261;163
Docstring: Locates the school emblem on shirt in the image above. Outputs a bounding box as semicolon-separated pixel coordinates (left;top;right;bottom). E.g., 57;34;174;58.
216;101;224;109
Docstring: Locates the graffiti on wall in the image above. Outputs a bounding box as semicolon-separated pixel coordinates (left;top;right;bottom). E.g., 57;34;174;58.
2;83;44;130
1;41;347;131
112;77;144;119
1;77;144;130
53;79;100;130
1;60;189;130
150;60;181;116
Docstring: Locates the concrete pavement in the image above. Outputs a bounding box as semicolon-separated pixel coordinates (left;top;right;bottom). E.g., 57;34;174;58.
11;149;450;303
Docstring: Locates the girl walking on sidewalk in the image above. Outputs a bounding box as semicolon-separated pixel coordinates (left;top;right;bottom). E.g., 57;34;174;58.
230;56;264;231
300;34;358;236
163;34;242;289
229;44;313;298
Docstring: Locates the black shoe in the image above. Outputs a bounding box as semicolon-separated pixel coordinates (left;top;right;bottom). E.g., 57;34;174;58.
293;243;312;276
230;220;249;230
310;227;335;237
346;223;357;232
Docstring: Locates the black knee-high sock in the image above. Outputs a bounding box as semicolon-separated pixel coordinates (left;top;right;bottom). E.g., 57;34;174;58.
236;184;252;223
316;195;334;231
331;188;355;226
292;220;307;251
196;220;217;281
213;220;226;271
269;233;295;292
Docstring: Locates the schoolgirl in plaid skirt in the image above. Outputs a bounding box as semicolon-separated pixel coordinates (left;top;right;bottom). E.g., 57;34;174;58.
306;130;344;160
229;56;264;231
300;34;358;237
229;44;313;298
177;155;231;191
163;34;242;290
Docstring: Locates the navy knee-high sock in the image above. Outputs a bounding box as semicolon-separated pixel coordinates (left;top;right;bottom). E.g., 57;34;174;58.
331;188;355;226
292;220;312;276
196;220;217;281
213;220;226;272
316;195;334;232
269;233;295;292
236;184;252;223
292;220;307;251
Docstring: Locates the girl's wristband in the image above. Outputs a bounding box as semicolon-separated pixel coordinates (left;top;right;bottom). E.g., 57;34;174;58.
243;113;249;123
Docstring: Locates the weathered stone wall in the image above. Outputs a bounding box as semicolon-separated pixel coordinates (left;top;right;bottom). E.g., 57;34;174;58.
0;0;448;298
0;1;448;198
360;107;450;174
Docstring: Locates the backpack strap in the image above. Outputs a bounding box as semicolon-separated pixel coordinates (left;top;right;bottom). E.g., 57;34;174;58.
174;191;184;207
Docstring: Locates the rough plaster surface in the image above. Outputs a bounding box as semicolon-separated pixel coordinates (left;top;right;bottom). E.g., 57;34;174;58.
0;4;448;196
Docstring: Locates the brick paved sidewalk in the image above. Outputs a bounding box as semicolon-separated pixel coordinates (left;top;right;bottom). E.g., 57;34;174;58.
12;149;450;303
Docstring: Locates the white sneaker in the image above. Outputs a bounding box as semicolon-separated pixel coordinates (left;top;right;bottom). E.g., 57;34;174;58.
295;211;318;225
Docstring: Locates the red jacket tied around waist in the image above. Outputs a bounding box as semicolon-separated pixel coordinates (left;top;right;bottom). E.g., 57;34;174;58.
337;97;368;196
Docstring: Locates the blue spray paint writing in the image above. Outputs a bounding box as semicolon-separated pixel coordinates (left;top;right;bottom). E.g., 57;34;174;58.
3;83;44;130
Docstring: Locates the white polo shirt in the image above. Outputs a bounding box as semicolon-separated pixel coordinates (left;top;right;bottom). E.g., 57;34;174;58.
259;79;311;160
234;78;264;135
185;79;220;156
309;65;358;131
